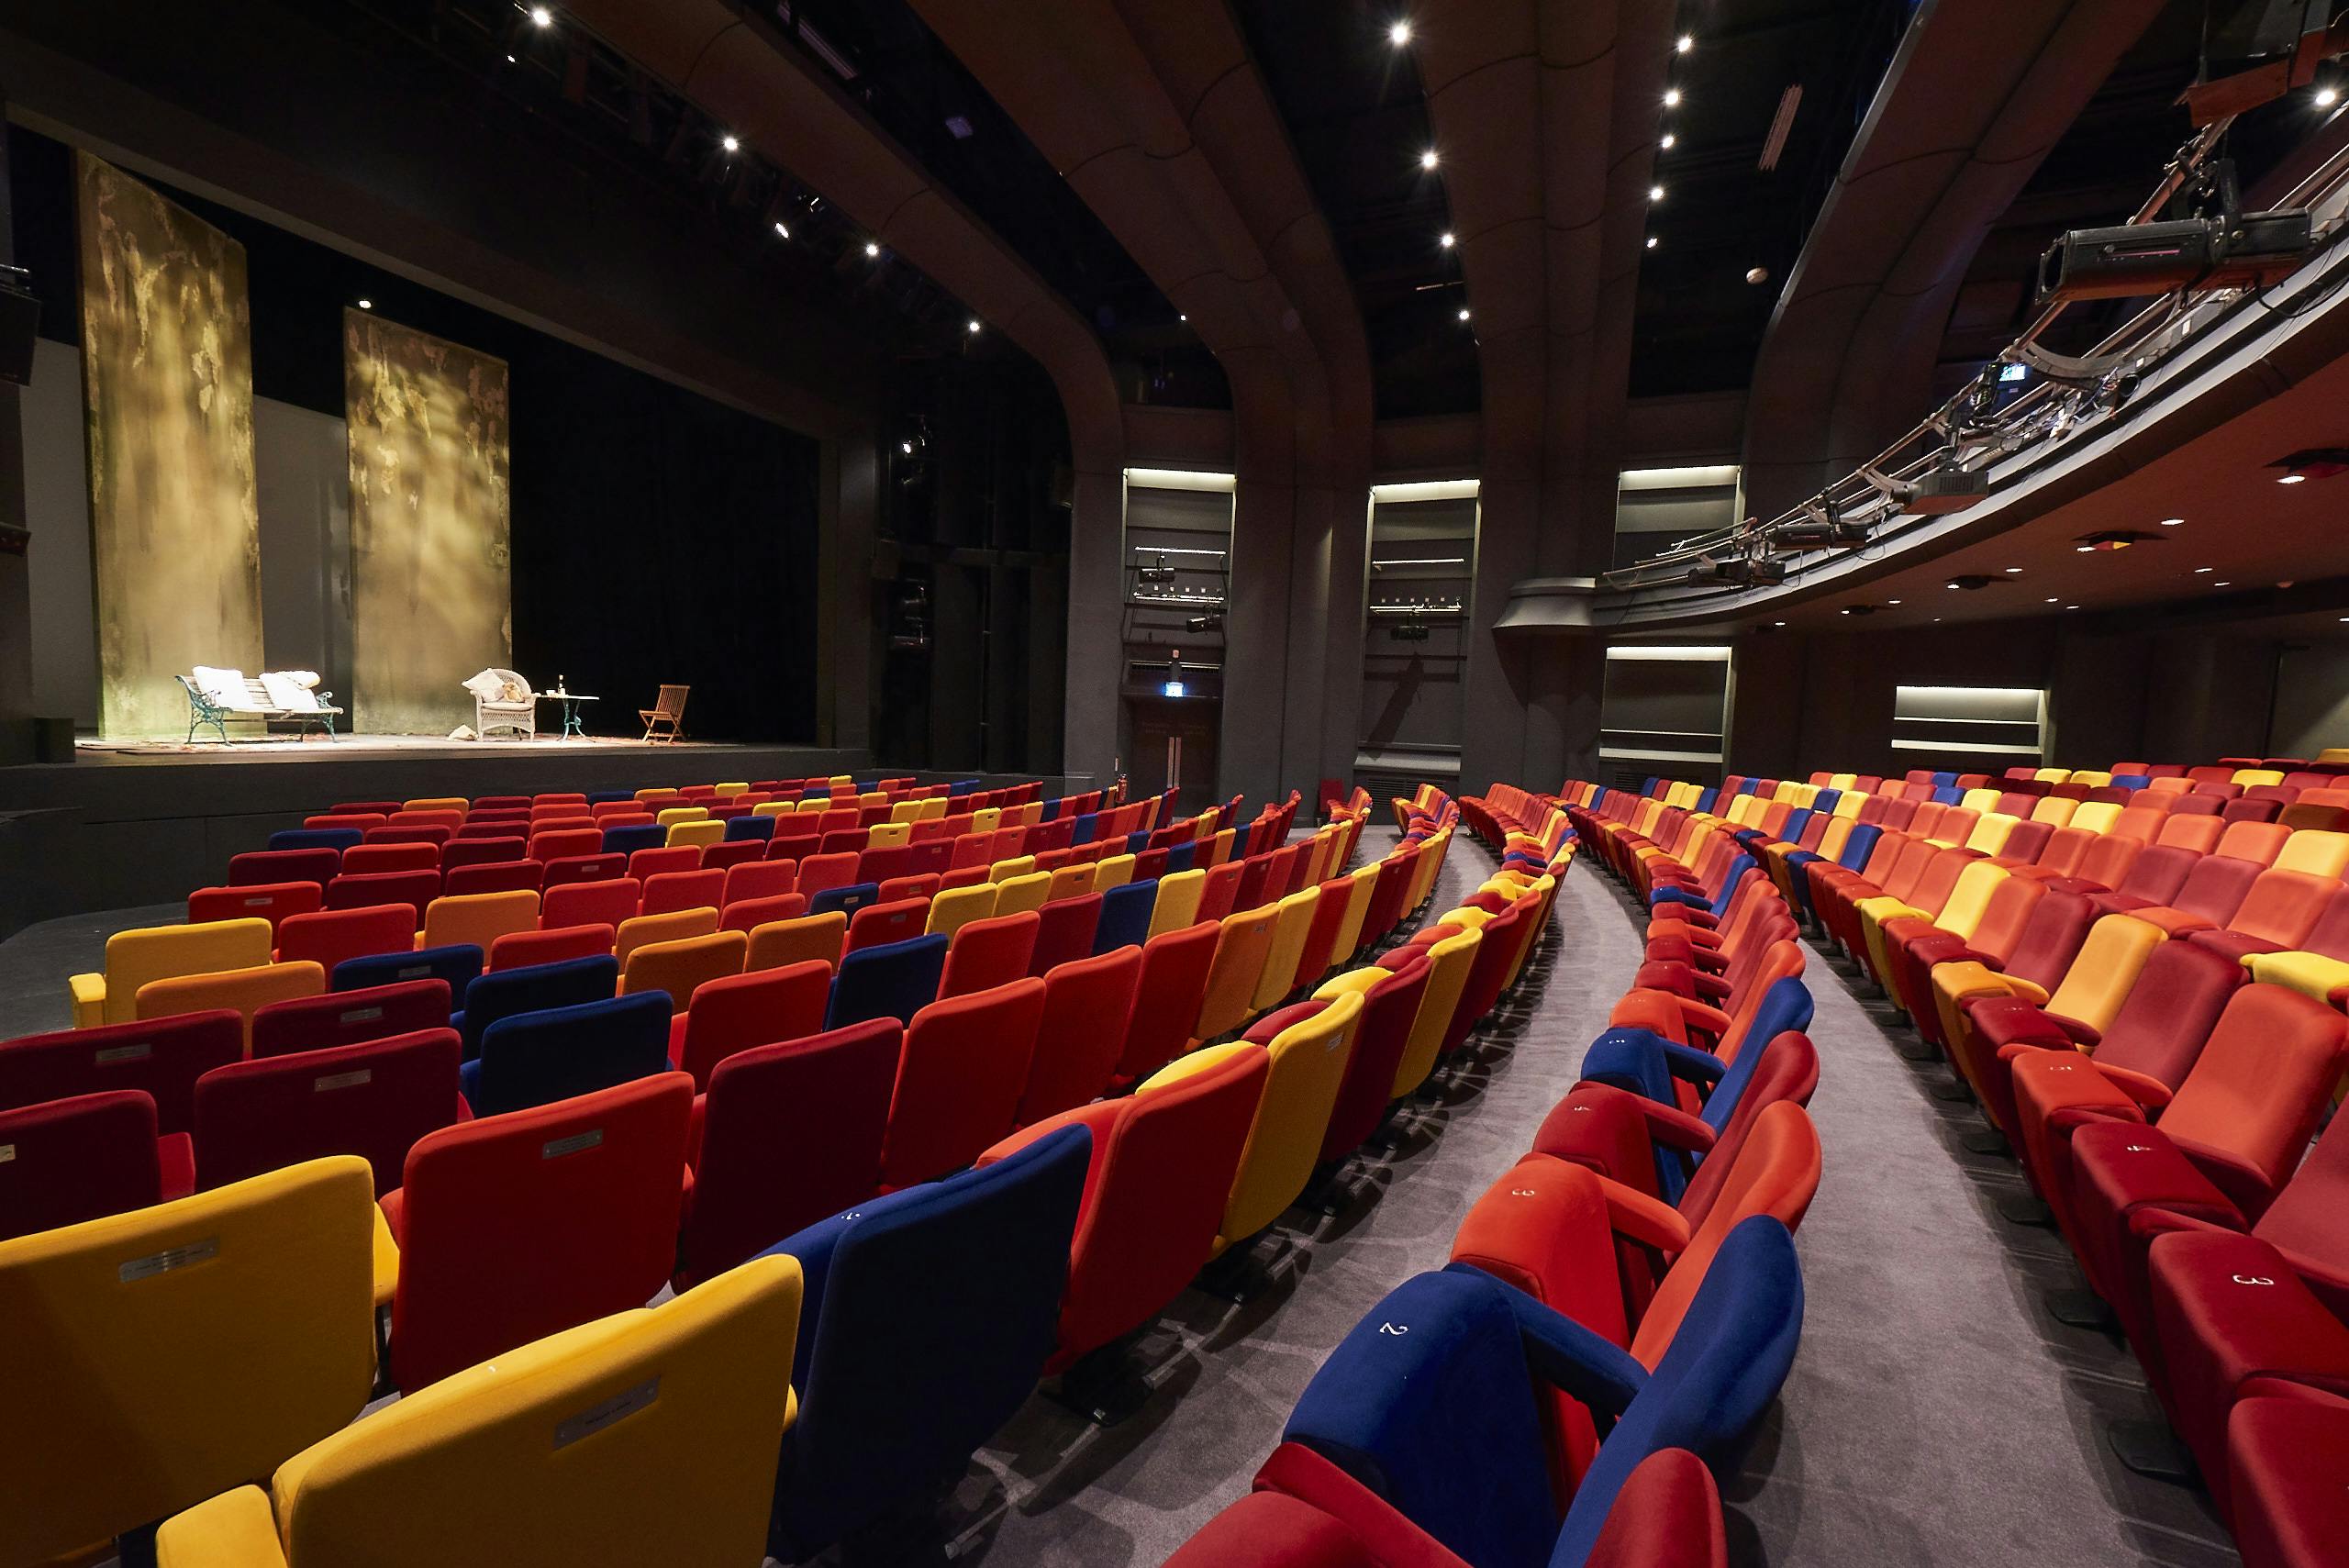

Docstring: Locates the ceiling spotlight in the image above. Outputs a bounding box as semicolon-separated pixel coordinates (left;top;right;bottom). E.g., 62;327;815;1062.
1179;313;1187;321
1457;307;1471;321
773;220;790;238
2045;597;2059;603
2065;605;2080;610
2319;85;2340;108
2160;517;2183;526
1439;230;1455;249
356;298;373;310
1649;184;1665;202
1676;34;1694;53
1645;236;1658;250
864;241;881;258
2215;581;2232;586
1660;132;1676;150
1663;88;1682;108
2279;473;2308;484
1388;18;1411;45
1746;267;1770;284
2196;566;2213;573
721;133;740;153
1419;149;1439;170
2004;566;2022;573
900;441;914;455
966;319;982;333
1774;620;1786;627
1887;598;1901;606
529;5;552;23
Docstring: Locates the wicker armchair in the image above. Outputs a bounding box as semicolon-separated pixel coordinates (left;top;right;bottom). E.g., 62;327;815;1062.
463;668;536;740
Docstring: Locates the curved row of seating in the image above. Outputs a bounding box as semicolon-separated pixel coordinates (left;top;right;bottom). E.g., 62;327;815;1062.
1161;784;1830;1566
2;784;1594;1565
1565;766;2349;1568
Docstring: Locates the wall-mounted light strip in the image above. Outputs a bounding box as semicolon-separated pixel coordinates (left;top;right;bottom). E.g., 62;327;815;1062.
1603;645;1733;662
1126;466;1237;493
1618;464;1740;492
1372;557;1468;569
1370;479;1481;503
1137;546;1229;557
1370;603;1466;615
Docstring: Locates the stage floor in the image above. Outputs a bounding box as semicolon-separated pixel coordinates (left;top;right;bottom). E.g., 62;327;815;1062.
72;733;740;766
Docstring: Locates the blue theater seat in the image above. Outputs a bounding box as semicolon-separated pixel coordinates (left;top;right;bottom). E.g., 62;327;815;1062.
825;933;949;1029
460;990;674;1116
811;880;882;918
331;942;483;1001
761;1123;1090;1560
449;952;618;1059
268;828;360;852
725;814;777;841
1283;1218;1803;1568
1093;877;1159;954
601;823;665;857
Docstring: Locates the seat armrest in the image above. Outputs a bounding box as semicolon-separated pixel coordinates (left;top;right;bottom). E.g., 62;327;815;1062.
1596;1174;1694;1255
69;972;106;1029
154;1485;289;1568
1486;1269;1650;1429
2044;1012;2102;1050
1628;1097;1718;1153
2087;1061;2170;1111
1659;1039;1729;1088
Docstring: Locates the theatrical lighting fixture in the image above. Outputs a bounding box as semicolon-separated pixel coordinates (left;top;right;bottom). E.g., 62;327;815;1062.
1676;34;1693;52
774;221;790;238
1660;133;1676;150
966;319;982;334
1183;613;1223;634
2037;159;2310;306
1388;18;1411;45
864;241;881;258
1649;184;1665;203
529;5;552;24
1419;149;1440;170
2160;517;2183;525
2271;448;2349;483
2319;85;2340;108
1865;461;1989;515
1645;236;1659;250
1663;88;1681;107
900;441;914;454
1746;267;1770;284
720;133;740;153
1457;307;1471;321
356;298;373;310
1440;231;1455;248
1685;554;1787;588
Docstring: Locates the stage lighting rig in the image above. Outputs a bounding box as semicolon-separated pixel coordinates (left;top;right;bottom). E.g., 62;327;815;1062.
2036;159;2311;307
1861;462;1989;517
1684;551;1787;589
1776;495;1871;549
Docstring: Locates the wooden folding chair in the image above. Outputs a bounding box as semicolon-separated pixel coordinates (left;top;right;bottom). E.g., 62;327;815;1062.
639;684;689;744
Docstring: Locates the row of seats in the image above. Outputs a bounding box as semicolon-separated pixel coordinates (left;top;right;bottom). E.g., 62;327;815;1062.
1568;765;2349;1568
1;786;1586;1564
1163;784;1825;1565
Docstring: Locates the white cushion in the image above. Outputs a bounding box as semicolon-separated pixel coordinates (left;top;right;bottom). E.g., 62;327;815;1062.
462;670;507;702
259;673;319;712
193;666;247;706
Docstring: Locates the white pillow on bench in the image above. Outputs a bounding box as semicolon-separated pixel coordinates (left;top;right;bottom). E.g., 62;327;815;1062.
259;672;322;713
192;666;249;707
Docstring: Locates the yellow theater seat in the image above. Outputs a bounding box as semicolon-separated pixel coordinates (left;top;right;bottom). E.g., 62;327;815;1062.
1831;792;1865;818
72;917;275;1029
138;961;328;1040
745;910;847;973
1387;925;1481;1101
2067;771;2112;788
969;806;1002;834
1045;865;1097;902
988;854;1039;884
917;796;950;822
1503;876;1557;990
665;819;726;851
994;870;1054;917
1194;904;1283;1041
1147;868;1208;940
1204;827;1239;867
620;931;749;1012
2245;949;2349;1006
752;800;793;817
655;806;709;827
2232;768;2285;788
1958;787;2002;816
1174;989;1363;1257
1324;863;1384;966
2028;796;2076;828
2276;828;2349;878
888;798;926;826
614;907;720;968
156;1255;804;1568
866;820;912;850
712;782;750;798
1964;814;2017;855
1252;886;1324;1015
2069;802;2122;836
1091;853;1137;892
926;883;999;940
422;890;541;954
0;1158;379;1566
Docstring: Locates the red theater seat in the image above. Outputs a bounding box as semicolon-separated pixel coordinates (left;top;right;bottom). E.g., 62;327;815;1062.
249;979;451;1058
2228;1390;2349;1568
0;1091;169;1242
667;961;832;1090
939;910;1041;998
881;979;1047;1188
1015;945;1141;1126
194;1029;465;1194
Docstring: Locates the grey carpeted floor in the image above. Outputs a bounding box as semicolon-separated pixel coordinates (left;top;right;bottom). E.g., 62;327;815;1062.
0;830;2243;1566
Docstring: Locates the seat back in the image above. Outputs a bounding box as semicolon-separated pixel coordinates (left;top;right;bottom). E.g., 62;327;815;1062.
678;1019;899;1288
763;1128;1088;1560
195;1029;464;1193
825;933;950;1030
218;1256;797;1568
2089;938;2243;1090
467;990;673;1117
278;902;418;976
1388;926;1482;1099
1314;956;1434;1163
92;918;274;1026
1029;889;1105;975
882;979;1048;1187
848;895;930;953
639;867;724;917
0;1090;163;1243
2043;914;2166;1035
1197;903;1284;1040
1114;919;1225;1081
391;1073;693;1391
1208;989;1364;1246
0;1158;378;1563
2161;983;2349;1212
1252;886;1323;1014
746;909;848;973
0;1009;243;1131
940;910;1042;998
1093;876;1158;953
1017;946;1142;1125
1630;1104;1820;1363
619;930;748;1013
673;961;831;1090
456;952;618;1058
1148;868;1209;939
421;889;540;953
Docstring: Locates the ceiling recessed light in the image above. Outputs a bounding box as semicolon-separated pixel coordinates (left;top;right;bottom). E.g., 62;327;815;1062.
966;319;982;333
720;133;740;153
1773;620;1786;627
2004;566;2021;573
1388;18;1411;45
2046;597;2059;603
2214;581;2231;586
529;5;552;24
1676;34;1694;53
356;298;373;310
1663;88;1682;107
505;52;517;62
1440;230;1455;249
773;220;790;238
864;241;881;258
2195;566;2213;573
1179;313;1187;321
1644;236;1658;250
1945;582;1960;589
2279;473;2308;484
2319;85;2340;108
1659;132;1676;150
1457;307;1471;321
2065;604;2080;610
900;441;914;454
1887;599;1901;605
2075;544;2094;552
1649;184;1665;202
1419;149;1439;170
2160;517;2183;526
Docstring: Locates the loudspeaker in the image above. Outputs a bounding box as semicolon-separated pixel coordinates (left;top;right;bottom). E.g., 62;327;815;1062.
0;267;38;387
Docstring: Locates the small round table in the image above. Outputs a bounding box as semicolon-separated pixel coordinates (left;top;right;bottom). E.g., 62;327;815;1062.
538;691;597;739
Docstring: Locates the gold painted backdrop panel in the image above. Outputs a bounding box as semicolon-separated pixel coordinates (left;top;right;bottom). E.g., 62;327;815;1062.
75;151;263;739
344;309;511;735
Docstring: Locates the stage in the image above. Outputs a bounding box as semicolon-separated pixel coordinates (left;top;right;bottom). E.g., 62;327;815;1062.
0;734;1085;939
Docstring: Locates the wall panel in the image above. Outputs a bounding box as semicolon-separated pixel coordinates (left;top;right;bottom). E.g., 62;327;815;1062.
75;151;262;738
344;308;510;735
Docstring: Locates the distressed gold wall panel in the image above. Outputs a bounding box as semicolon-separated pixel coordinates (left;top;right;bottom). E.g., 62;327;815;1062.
76;151;263;739
344;310;511;735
